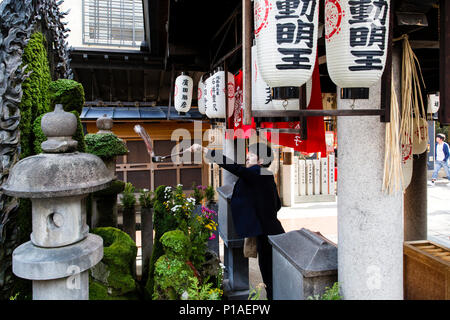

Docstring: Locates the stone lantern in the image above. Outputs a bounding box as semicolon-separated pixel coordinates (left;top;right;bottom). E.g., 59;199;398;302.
3;104;114;300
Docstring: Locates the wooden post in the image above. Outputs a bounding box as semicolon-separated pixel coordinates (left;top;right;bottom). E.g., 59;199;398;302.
242;0;252;125
440;0;450;125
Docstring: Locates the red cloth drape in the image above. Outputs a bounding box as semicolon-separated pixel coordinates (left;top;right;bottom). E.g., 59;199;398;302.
261;56;326;154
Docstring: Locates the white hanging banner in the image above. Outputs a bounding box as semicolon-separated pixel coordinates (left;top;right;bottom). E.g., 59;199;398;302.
198;78;206;115
325;0;390;88
412;117;428;155
174;73;193;113
254;0;319;88
252;45;274;111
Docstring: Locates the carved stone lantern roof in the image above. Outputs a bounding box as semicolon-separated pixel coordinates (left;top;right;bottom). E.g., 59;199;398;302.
3;104;114;198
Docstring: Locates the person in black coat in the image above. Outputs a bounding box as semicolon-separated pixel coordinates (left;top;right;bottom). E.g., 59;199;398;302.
187;142;285;300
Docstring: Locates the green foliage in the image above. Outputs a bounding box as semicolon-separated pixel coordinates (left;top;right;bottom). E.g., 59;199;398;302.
33;110;86;154
90;227;138;299
85;133;128;160
146;185;221;300
436;122;449;141
204;185;215;204
93;180;125;197
307;282;342;300
183;276;222;300
191;183;205;204
248;284;267;300
19;32;52;159
48;79;85;114
9;292;20;300
121;183;136;209
160;230;192;260
139;189;155;209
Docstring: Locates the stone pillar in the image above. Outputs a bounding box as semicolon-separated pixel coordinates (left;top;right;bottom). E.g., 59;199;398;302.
404;152;427;241
337;75;404;298
218;132;249;300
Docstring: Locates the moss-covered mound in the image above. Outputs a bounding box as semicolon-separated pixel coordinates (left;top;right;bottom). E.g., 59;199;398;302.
89;227;138;300
48;79;85;114
85;133;128;160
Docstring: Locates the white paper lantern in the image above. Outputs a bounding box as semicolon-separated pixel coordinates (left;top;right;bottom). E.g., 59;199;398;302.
325;0;391;88
205;69;232;119
254;0;319;88
174;73;193;113
252;45;273;111
204;73;213;116
427;92;440;114
198;77;206;114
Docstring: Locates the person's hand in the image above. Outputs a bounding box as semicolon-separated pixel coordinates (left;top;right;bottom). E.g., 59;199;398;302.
187;143;206;153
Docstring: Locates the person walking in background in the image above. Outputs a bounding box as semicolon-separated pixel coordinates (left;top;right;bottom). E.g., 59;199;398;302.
429;133;450;186
187;142;285;300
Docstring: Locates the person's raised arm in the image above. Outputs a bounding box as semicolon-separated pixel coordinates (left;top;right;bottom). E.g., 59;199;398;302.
186;144;259;180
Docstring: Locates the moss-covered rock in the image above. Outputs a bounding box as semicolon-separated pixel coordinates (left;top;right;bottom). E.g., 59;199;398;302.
85;133;128;160
89;227;138;300
48;79;85;114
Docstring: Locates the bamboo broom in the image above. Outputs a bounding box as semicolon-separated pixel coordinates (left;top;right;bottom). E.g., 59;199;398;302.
397;34;428;146
383;71;403;194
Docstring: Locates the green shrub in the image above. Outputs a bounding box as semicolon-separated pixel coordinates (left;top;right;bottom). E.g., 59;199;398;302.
121;183;136;210
307;282;342;300
204;186;215;204
85;133;128;160
19;32;52;159
191;183;205;204
139;189;154;209
48;79;85;114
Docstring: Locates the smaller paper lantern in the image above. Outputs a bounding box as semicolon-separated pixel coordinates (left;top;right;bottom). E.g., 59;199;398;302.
174;72;193;113
204;73;213;116
198;76;206;115
427;93;440;114
206;68;231;119
252;45;273;111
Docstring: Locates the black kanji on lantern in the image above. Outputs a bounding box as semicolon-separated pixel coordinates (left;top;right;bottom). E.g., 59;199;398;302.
276;48;313;70
275;0;300;19
368;24;386;50
350;27;369;46
349;0;373;24
295;21;314;47
349;50;384;71
373;0;389;25
265;87;272;104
